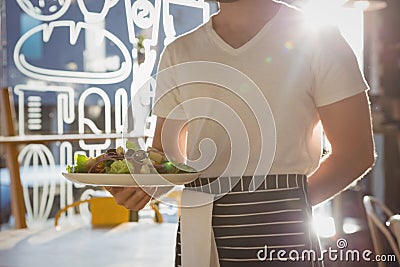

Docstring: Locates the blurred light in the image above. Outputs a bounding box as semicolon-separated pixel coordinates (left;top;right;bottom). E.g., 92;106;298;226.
302;0;344;27
343;217;363;234
66;62;78;71
265;57;272;63
354;0;371;9
300;0;365;68
313;215;336;238
284;41;295;50
343;0;387;11
343;222;362;234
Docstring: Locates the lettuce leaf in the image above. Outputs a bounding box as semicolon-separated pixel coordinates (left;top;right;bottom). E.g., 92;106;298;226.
66;165;75;173
107;159;133;174
76;154;91;173
126;140;139;151
66;154;97;173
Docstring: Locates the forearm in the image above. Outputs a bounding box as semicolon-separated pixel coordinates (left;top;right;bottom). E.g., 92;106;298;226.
152;117;187;163
307;152;374;206
310;92;375;206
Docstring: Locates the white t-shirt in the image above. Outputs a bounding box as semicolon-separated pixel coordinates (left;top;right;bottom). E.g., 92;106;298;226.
153;5;369;177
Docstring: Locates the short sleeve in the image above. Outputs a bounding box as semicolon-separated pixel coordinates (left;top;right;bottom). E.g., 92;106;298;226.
153;45;187;120
311;26;369;107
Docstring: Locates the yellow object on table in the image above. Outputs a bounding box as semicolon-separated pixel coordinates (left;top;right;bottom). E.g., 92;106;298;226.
55;197;130;227
90;197;130;226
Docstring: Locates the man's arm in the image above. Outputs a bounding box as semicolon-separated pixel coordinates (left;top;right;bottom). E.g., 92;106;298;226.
307;91;375;206
152;117;188;163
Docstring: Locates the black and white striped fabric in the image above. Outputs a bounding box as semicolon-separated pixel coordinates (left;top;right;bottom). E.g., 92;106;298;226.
175;174;324;267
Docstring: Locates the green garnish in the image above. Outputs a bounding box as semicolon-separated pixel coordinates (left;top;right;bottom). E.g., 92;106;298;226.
126;141;139;151
108;159;133;174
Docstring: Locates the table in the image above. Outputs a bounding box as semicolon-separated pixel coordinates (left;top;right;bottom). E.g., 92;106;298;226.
0;222;178;267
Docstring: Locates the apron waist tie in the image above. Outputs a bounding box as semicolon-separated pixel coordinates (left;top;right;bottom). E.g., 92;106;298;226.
180;189;220;267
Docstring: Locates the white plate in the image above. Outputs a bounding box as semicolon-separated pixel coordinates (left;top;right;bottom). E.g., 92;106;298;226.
62;172;200;187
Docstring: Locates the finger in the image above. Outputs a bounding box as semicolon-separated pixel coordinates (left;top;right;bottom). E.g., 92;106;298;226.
123;189;149;210
114;188;139;205
132;195;152;211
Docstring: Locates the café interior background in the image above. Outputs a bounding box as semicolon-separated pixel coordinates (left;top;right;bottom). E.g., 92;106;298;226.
0;0;399;263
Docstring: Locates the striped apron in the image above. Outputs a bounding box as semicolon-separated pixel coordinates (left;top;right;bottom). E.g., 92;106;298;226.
175;174;324;267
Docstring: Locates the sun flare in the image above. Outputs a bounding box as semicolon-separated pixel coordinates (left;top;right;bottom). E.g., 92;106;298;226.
299;0;365;67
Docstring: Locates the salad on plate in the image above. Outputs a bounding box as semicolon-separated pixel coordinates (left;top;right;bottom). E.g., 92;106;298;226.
66;141;197;175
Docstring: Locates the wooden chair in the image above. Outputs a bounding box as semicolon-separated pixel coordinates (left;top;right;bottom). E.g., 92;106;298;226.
363;195;400;266
0;87;27;228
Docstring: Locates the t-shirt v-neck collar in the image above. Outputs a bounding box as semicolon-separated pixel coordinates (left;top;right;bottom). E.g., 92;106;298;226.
206;7;282;55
